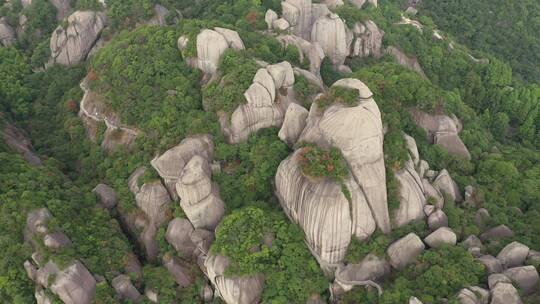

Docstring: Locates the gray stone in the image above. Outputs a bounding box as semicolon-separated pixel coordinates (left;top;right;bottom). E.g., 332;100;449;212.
474;208;491;230
462;235;483;250
490;282;522;304
497;242;529;268
428;209;448;230
409;296;423;304
165;218;197;257
163;255;193;287
278;103;308;147
478;255;503;275
387;233;425;269
50;261;97;304
480;225;514;242
273;18;290;31
112;275;141;303
265;9;278;29
433;169;463;203
503;266;539;294
0;18;16;46
424;227;457;248
334;254;390;288
43;232;71;249
489;274;512;289
93;184;118;209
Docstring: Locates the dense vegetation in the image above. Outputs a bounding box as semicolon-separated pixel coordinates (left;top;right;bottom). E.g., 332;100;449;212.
211;207;327;303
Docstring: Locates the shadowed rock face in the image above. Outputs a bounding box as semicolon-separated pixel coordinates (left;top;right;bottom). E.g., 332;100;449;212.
386;47;426;77
490;282;523;304
1;116;41;165
0;18;16;46
205;254;265;304
50;11;107;66
394;160;426;227
409;108;471;160
50;261;97;304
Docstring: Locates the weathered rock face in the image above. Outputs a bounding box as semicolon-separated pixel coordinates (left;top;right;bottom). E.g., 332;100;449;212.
276;150;373;267
409;108;471;160
48;261;97;304
165;218;197;257
457;287;489;304
205;254;265;304
488;273;512;289
163;255;194;287
50;11;107;66
195;28;245;74
497;242;529;268
351;20;384;59
424;227;457;248
490;283;523;304
299;78;390;233
427;209;448;230
432;169;463;202
112;275;141;303
92;184;118;209
278;103;309;147
387;233;424;269
221;62;294;144
79;78;138;154
409;296;423;304
1;116;42;165
334;254;390;293
0;18;16;46
282;0;312;40
276;34;325;74
151;135;214;199
394;160;426;227
311;13;348;66
43;232;71;249
503;266;539;295
176;155;225;230
477;255;502;275
265;9;278;29
386;46;426;77
125;174;172;262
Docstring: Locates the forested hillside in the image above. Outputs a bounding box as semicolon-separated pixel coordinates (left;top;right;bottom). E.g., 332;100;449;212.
0;0;539;303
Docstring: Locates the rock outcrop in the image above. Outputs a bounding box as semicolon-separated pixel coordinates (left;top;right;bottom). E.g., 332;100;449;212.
490;282;523;304
282;0;313;40
92;184;118;209
503;266;539;295
112;275;142;303
205;254;265;304
183;28;245;75
278;103;309;146
298;78;390;233
432;169;463;203
386;46;426;77
220;61;295;143
176;155;225;230
49;0;72;21
333;254;390;295
151;135;214;199
497;242;529;268
50;11;107;66
409;108;471;160
424;227;457;248
311;13;349;66
1;116;42;165
394;160;426;227
387;233;425;269
276;34;325;74
351;20;384;59
0;18;16;46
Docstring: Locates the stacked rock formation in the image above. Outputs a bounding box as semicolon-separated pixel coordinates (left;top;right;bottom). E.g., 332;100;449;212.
22;208;97;304
275;78;388;270
220;61;297;143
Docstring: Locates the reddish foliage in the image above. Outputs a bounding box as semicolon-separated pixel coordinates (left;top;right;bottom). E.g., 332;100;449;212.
246;10;258;25
65;100;78;113
87;70;98;81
